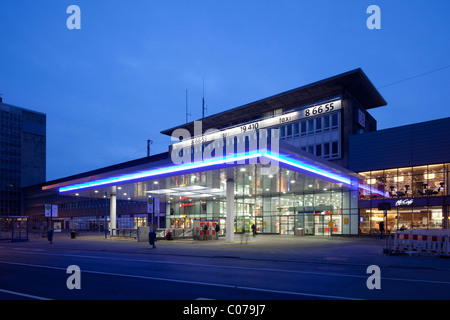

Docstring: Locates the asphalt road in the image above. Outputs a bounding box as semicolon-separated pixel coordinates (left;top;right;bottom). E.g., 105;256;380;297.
1;233;450;305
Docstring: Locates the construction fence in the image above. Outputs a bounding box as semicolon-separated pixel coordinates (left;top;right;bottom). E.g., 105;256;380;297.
393;229;450;256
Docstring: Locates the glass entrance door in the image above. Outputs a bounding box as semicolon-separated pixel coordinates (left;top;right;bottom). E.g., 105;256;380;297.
254;217;263;234
279;215;295;235
300;214;341;235
314;215;340;235
315;215;325;235
304;214;314;235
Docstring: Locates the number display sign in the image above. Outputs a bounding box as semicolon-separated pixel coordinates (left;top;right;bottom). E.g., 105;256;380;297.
174;100;342;148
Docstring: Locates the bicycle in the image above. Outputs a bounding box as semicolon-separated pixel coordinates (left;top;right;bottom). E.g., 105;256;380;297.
32;229;48;238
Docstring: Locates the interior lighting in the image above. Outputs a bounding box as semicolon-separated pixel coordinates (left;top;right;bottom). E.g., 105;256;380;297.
424;173;435;179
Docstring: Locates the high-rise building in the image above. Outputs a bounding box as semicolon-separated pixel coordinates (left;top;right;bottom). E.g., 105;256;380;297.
0;98;46;216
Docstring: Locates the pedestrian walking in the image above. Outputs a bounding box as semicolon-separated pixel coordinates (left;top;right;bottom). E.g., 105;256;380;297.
47;224;54;244
215;223;220;240
379;221;384;239
203;223;209;240
251;224;256;237
240;226;248;244
149;228;157;248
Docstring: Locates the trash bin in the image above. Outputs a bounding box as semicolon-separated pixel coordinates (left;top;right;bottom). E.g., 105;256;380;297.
71;231;76;239
295;228;305;236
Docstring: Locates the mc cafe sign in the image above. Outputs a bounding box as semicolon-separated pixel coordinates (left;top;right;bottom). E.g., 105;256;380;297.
377;198;429;210
395;199;414;207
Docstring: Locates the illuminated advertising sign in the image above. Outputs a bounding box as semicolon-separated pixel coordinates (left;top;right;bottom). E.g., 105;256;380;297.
173;100;342;149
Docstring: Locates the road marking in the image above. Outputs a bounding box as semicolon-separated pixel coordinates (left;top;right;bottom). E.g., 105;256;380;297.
0;288;52;300
0;260;361;300
2;249;450;286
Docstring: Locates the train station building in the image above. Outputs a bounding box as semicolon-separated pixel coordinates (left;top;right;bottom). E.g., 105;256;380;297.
22;68;450;240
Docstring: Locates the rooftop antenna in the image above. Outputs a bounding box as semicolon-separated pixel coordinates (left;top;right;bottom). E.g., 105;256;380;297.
147;139;153;157
185;89;191;123
202;77;207;119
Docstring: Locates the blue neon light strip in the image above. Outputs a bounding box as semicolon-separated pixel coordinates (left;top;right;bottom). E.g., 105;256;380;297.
262;151;352;185
262;151;388;196
59;151;262;193
59;149;377;194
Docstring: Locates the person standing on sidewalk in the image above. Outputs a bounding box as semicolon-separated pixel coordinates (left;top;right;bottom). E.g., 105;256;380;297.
215;223;220;240
149;228;157;249
203;223;209;241
47;224;54;244
251;224;256;237
379;221;384;239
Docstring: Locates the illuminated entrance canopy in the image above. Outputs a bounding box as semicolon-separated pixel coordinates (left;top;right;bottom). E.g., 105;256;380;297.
58;147;360;194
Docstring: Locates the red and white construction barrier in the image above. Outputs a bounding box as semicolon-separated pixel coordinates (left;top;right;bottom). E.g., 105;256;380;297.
393;230;450;256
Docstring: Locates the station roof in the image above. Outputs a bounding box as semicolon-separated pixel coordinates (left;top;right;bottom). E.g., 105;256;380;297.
41;142;368;199
161;68;387;136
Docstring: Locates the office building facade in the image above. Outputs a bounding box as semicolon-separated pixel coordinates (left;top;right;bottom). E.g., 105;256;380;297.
1;100;46;216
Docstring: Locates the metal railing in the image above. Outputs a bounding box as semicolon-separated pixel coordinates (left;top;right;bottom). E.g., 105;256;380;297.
156;228;193;239
112;228;138;238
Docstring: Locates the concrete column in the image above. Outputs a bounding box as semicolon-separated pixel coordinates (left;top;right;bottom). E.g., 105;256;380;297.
110;186;117;236
226;178;235;243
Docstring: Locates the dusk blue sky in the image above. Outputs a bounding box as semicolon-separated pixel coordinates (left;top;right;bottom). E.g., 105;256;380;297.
0;1;449;181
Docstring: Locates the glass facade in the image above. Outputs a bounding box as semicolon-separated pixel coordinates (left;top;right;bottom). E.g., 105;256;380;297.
25;160;360;237
162;164;358;236
358;164;450;234
0;106;22;216
1;104;46;216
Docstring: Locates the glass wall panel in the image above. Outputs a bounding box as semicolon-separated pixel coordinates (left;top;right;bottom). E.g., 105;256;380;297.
412;207;428;229
430;207;443;229
359;208;371;234
385;169;397;198
413;165;427;197
397;167;412;197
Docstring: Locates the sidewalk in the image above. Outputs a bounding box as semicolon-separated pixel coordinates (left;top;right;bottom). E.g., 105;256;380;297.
8;232;450;271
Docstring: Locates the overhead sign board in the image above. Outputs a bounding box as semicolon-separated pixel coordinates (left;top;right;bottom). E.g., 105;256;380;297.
173;100;342;149
44;204;58;217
